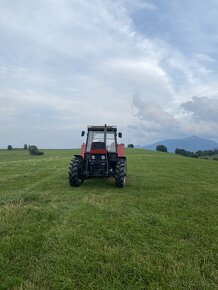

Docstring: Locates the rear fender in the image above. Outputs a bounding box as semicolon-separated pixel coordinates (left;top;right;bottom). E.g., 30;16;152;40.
80;143;86;158
117;144;125;157
74;155;83;160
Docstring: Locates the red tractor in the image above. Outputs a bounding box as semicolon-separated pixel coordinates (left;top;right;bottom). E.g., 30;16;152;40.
68;125;127;187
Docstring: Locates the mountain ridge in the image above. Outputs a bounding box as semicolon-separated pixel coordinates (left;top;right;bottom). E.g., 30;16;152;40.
138;136;218;153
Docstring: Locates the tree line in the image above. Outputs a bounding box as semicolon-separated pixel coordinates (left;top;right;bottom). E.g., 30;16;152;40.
7;144;44;155
155;144;218;160
175;148;218;159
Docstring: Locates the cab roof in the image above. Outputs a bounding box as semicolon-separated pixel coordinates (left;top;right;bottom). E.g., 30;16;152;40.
87;125;117;132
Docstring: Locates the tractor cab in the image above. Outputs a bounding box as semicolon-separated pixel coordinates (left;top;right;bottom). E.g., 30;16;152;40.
86;127;117;152
86;125;120;155
68;125;127;187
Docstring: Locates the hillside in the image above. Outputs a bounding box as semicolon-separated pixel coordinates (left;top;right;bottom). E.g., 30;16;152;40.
0;149;218;289
141;136;218;152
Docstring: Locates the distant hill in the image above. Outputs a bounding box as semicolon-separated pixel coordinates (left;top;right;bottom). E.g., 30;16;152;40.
140;136;218;153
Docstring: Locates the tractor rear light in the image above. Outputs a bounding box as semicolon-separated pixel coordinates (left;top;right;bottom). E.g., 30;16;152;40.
91;155;96;160
101;155;106;160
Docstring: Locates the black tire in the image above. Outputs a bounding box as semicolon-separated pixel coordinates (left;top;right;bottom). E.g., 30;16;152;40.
115;160;126;188
68;158;84;187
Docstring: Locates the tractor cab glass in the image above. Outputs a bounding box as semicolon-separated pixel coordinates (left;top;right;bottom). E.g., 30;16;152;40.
106;132;116;152
86;130;116;153
86;131;104;152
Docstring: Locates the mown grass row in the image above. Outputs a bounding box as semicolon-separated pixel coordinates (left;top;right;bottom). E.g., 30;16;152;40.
0;149;217;289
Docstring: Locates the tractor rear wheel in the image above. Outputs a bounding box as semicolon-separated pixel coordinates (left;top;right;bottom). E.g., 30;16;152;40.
115;160;126;188
68;158;84;187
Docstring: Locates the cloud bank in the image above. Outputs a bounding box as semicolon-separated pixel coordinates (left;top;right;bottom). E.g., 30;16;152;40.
0;0;218;147
132;95;218;144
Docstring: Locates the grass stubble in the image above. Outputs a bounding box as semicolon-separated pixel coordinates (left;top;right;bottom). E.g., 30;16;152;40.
0;149;217;289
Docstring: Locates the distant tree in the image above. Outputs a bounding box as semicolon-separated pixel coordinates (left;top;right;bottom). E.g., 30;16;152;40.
196;150;203;157
208;150;214;156
29;145;44;156
7;145;13;151
156;144;168;153
175;148;197;158
29;145;38;154
24;144;28;150
175;148;180;155
127;144;134;148
196;149;218;158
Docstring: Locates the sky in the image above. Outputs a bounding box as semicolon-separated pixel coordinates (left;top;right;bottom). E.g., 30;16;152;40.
1;0;218;148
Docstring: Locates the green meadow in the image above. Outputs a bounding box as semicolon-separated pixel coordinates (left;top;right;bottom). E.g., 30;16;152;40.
0;148;217;289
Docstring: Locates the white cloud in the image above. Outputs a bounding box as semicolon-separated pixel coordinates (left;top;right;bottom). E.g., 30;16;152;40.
132;95;177;128
181;96;218;122
131;95;178;143
193;53;215;64
121;0;157;11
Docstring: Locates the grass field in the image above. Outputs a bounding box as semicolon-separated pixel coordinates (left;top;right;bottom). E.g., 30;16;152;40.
0;148;218;289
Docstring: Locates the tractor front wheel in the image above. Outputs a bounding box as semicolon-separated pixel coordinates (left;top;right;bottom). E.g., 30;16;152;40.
115;160;126;188
68;158;84;187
